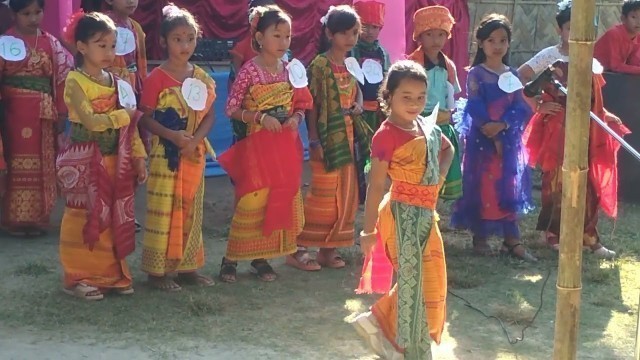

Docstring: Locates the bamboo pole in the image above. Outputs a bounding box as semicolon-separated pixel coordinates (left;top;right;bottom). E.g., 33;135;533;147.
635;289;639;360
552;0;596;358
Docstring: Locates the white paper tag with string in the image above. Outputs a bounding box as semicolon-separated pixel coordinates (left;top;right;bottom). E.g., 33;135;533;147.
592;58;604;75
345;57;365;85
0;36;26;61
116;79;137;109
115;27;136;56
498;71;523;93
286;58;308;88
362;59;383;84
182;78;207;111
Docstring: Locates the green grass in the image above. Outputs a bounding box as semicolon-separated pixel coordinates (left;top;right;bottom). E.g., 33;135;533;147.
0;180;637;359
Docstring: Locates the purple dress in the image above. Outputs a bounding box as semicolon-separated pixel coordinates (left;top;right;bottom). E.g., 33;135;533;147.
451;64;534;239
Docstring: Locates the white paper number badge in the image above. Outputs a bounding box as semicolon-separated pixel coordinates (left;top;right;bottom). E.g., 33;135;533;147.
592;58;604;75
345;57;365;85
182;78;207;111
498;72;523;93
115;27;136;56
0;36;26;61
286;58;308;88
117;79;137;109
362;59;383;84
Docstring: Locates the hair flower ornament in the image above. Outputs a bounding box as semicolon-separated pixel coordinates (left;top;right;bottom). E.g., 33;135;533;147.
557;0;572;11
320;6;337;25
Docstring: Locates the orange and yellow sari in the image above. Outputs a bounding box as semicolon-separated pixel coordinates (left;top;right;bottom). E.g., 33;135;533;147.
58;70;146;290
298;55;371;249
140;66;216;276
358;119;447;359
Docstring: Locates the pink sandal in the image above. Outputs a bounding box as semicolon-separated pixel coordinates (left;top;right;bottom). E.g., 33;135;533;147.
286;250;321;271
316;249;346;269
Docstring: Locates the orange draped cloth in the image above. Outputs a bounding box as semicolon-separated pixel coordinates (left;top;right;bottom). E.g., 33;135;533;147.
359;120;448;356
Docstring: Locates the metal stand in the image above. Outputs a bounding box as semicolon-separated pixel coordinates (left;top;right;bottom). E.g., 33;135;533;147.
549;79;640;163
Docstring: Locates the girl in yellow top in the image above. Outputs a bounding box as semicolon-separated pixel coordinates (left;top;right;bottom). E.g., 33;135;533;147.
139;4;216;292
58;12;147;301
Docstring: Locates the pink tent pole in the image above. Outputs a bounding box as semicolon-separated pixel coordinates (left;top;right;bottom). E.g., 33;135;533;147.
41;0;76;37
369;0;406;62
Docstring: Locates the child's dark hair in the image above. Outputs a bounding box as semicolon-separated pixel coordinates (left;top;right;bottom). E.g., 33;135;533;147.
74;12;116;67
622;0;640;16
378;60;428;114
161;3;201;39
318;5;361;54
556;2;571;28
249;0;274;8
471;14;512;67
6;0;44;12
250;5;292;52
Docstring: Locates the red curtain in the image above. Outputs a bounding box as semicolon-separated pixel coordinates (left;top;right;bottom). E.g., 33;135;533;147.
132;0;351;63
404;0;470;94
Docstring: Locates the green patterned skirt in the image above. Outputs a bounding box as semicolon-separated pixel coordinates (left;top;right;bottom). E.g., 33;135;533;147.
438;123;462;200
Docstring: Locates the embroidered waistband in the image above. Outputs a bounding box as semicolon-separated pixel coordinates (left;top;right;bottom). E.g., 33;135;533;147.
390;180;437;209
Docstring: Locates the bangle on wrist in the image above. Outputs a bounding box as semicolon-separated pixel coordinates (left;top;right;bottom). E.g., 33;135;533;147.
241;110;247;123
259;113;268;125
253;112;260;124
309;139;321;148
359;230;377;238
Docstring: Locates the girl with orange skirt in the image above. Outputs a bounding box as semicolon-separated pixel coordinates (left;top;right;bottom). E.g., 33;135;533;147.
354;60;454;360
58;12;147;300
289;5;371;270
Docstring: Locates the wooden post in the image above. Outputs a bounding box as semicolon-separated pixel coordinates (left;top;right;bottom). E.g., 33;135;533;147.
552;0;596;358
635;289;640;360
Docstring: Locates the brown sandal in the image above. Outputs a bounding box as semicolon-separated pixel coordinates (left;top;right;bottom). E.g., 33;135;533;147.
250;259;277;282
500;242;538;263
286;250;321;271
316;249;346;269
219;257;238;283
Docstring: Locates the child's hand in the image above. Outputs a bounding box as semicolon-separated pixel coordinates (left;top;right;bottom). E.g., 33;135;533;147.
134;158;147;184
310;144;323;161
284;115;299;131
171;130;193;148
605;112;622;125
261;115;282;132
350;102;363;116
359;232;376;257
180;139;199;156
538;101;563;115
125;107;138;120
481;122;507;138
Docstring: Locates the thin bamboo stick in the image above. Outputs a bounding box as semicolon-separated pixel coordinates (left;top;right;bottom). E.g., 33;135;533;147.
552;0;595;357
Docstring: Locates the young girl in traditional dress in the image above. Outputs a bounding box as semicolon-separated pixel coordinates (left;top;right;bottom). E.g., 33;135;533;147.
104;0;148;232
450;14;537;262
353;60;453;360
140;4;216;291
218;5;313;282
289;5;370;271
408;6;463;201
520;1;626;258
58;12;147;300
0;0;73;236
